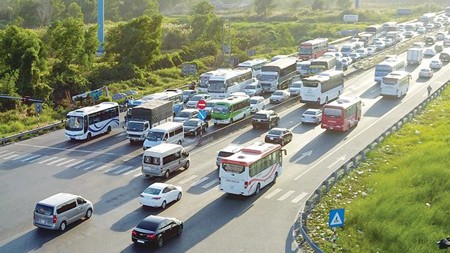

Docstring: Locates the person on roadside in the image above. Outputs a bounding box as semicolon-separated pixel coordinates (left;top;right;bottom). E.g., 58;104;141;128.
427;85;432;97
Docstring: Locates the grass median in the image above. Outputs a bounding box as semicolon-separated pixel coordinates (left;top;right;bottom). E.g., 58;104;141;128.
305;86;450;252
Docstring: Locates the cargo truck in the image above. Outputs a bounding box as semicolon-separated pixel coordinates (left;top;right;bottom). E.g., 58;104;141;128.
406;48;423;65
126;100;173;142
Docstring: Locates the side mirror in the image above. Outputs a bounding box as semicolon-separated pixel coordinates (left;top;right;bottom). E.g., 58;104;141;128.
282;149;287;155
182;151;189;157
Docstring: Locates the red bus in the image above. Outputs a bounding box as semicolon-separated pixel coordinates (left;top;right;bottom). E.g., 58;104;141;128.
321;97;362;132
298;38;329;61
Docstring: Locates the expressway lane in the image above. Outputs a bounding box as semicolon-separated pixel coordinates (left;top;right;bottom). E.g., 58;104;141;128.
0;41;448;252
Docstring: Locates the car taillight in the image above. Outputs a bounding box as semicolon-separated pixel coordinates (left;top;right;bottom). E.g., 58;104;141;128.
147;234;156;239
244;181;249;188
53;215;57;224
132;230;137;236
152;197;161;200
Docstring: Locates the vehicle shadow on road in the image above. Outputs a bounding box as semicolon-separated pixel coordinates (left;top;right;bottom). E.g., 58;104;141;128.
363;95;402;118
110;206;162;232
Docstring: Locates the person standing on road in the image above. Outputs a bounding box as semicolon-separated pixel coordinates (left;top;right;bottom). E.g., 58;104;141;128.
427;85;432;97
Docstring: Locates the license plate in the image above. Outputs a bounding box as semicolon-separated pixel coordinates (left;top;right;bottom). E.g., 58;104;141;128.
270;137;274;140
40;219;46;224
137;240;145;244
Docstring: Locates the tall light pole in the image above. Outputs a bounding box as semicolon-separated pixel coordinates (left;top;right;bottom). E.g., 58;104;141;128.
97;0;105;54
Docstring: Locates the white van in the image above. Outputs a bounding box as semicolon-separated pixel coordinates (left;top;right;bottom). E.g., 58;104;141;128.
33;193;93;231
142;143;190;178
143;122;184;150
216;144;242;168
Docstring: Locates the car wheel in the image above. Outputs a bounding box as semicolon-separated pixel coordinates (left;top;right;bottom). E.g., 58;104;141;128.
177;192;182;201
157;235;164;248
161;201;167;209
194;130;198;136
177;226;183;236
178;140;182;145
85;208;93;219
59;221;67;231
164;170;170;179
184;160;190;169
254;183;261;195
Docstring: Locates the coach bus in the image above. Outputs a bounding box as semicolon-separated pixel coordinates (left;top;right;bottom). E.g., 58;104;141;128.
374;57;405;83
198;68;232;93
365;24;384;37
142;89;184;116
219;142;286;196
321;97;362;132
211;95;251;125
298;38;329;60
380;71;411;98
65;102;120;141
207;68;253;99
237;58;268;77
300;70;344;105
257;57;297;93
308;56;336;75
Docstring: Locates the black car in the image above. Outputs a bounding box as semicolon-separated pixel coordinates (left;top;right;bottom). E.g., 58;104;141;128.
183;118;208;136
132;215;183;248
264;128;293;146
252;110;279;129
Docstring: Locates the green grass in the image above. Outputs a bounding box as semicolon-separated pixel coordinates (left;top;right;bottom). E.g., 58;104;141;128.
305;86;450;253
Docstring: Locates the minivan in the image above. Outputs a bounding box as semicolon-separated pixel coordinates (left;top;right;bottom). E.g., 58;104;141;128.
143;122;184;150
33;193;93;231
142;143;190;178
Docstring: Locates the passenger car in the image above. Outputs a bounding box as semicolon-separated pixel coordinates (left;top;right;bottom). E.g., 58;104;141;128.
419;68;434;78
366;47;376;56
301;108;322;124
182;90;196;103
131;215;183;247
216;144;242;168
139;183;182;209
439;52;450;62
250;96;265;113
185;94;211;109
252;110;279;129
264;128;293;146
429;59;443;69
183;118;208;136
423;48;436;57
269;90;290;104
288;81;302;96
244;82;262;97
173;109;199;123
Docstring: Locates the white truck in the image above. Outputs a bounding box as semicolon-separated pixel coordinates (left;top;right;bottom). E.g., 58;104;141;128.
406;48;423;65
126;100;173;142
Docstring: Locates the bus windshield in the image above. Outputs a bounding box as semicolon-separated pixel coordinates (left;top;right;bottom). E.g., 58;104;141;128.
65;116;83;131
212;105;230;114
208;81;226;93
146;131;164;141
323;108;342;118
300;47;312;55
257;74;277;81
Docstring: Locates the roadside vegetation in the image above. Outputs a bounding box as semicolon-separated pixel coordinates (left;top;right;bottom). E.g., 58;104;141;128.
0;0;445;137
305;86;450;252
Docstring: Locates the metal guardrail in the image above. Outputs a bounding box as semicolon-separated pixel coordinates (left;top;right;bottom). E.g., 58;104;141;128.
0;121;65;146
295;82;449;252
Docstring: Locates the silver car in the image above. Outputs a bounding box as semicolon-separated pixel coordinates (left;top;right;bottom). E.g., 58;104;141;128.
269;90;290;104
301;108;322;124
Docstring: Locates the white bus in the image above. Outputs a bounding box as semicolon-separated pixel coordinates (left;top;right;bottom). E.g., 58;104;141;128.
257;57;297;93
300;70;344;105
219;142;286;196
207;68;253;99
380;71;411;98
65;102;120;141
237;58;268;77
374;58;405;83
198;68;232;93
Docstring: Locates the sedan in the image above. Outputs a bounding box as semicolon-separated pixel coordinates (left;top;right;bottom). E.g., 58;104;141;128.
183;118;208;136
301;108;322;124
264;128;293;146
419;68;434;78
132;215;183;248
366;47;376;56
429;59;443;69
269;90;290;104
424;48;437;57
173;109;199;123
139;183;182;209
244;82;262;97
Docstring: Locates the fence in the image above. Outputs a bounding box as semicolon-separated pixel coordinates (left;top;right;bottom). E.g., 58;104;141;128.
294;82;449;252
0;121;65;146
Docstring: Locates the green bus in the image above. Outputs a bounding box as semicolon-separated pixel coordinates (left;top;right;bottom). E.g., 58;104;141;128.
211;96;251;125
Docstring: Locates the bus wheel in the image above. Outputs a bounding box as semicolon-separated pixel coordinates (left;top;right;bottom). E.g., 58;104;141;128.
87;133;92;141
325;97;329;104
107;126;112;134
178;140;182;145
273;172;278;183
254;183;261;195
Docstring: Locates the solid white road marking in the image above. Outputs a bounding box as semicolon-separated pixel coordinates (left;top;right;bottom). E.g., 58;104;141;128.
178;175;198;185
0;152;15;158
21;154;41;162
113;165;133;175
47;157;67;165
264;188;282;199
291;192;308;203
57;159;77;166
83;163;101;171
66;159;85;168
74;160;95;169
38;157;58;164
277;190;295;201
3;154;19;160
190;177;209;187
94;164;109;171
123;167;141;175
104;165;121;173
201;179;219;189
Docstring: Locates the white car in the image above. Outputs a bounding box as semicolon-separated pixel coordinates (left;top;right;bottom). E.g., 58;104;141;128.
356;48;368;58
366;47;376;56
185;94;211;109
374;41;385;51
139;183;182;209
269;90;290;104
288;80;303;96
423;48;436;57
417;27;426;34
429;59;443;69
173;109;199;123
250;96;265;113
419;68;434;78
301;108;322;124
244;81;262;97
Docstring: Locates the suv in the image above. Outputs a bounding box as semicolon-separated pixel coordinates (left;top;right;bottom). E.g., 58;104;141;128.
252;110;279;129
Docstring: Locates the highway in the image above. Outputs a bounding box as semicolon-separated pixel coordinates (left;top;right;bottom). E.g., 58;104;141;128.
0;40;449;253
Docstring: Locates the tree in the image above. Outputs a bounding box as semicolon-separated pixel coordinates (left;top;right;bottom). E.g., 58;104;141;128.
14;0;40;28
67;2;84;20
189;1;221;44
311;0;324;10
254;0;274;16
105;14;163;69
336;0;352;10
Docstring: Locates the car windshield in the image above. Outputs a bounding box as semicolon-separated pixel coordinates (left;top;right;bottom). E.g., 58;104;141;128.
177;111;191;117
268;129;283;135
245;85;256;89
273;91;284;96
137;219;160;231
304;110;318;115
250;99;259;104
143;187;161;195
184;120;199;127
146;131;164;141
